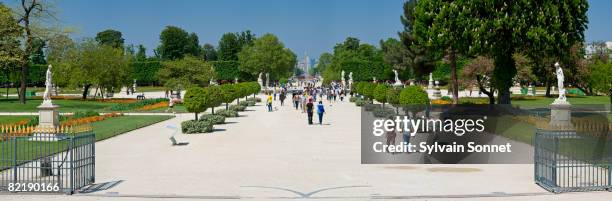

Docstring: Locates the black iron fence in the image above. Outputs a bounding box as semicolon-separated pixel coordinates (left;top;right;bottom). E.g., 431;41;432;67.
534;129;612;193
0;126;95;194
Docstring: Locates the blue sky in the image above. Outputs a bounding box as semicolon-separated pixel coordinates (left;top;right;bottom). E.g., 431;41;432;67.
6;0;612;59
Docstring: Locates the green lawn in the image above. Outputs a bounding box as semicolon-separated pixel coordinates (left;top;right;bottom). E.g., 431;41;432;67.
460;95;610;107
1;115;174;167
135;86;167;92
0;116;32;124
0;98;188;113
91;115;173;141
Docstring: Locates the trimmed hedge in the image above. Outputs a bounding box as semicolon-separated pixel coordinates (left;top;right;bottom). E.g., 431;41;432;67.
246;100;256;106
399;86;429;105
217;109;239;117
72;110;100;119
211;61;240;81
246;97;261;102
181;120;214;134
229;105;246;112
131;61;162;85
200;114;226;124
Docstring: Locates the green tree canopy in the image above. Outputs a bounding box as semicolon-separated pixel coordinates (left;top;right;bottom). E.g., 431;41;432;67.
184;87;206;120
0;3;23;74
158;55;215;90
157;26;200;60
217;30;255;61
95;29;125;49
202;43;217;61
238;33;296;80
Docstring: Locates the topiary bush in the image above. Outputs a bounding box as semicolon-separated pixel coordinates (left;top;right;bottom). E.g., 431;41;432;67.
246;100;256;106
373;84;389;105
247;97;261;102
181;120;213;134
229;105;246;112
399;86;430;105
239;101;249;107
199;114;226;124
349;96;358;102
373;107;396;118
217;109;239;117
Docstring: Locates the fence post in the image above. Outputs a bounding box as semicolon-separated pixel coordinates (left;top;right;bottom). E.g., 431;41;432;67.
69;136;74;195
12;137;17;193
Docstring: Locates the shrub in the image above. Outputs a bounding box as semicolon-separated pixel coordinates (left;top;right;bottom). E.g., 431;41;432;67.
199;114;226;124
239;101;249;107
387;87;401;106
364;104;378;111
441;96;452;102
349;96;358;102
363;82;376;99
246;100;256;106
229;105;246;112
247;97;261;102
217;109;239;117
399;86;429;105
72;110;100;119
373;107;396;118
183;87;207;120
374;84;389;104
355;98;368;107
181;120;213;134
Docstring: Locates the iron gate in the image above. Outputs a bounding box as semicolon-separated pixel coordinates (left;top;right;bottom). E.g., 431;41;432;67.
534;129;612;193
0;132;95;194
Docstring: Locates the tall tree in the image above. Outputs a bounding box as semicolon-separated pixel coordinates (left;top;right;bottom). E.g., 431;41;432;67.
380;38;408;74
238;34;296;80
14;0;57;103
217;31;255;61
202;43;217;61
95;29;124;49
135;44;147;61
399;0;435;81
0;3;23;74
30;37;46;64
469;0;589;104
185;32;201;57
157;26;190;60
414;0;473;104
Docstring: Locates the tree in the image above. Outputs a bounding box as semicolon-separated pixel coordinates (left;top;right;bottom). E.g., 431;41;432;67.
157;26;192;60
135;44;146;61
238;33;296;80
158;55;215;91
30;37;46;64
380;38;408;74
589;62;612;104
399;0;436;81
374;84;389;108
219;83;237;110
0;3;23;87
386;87;401;114
414;0;473;104
217;31;255;61
206;85;223;114
202;43;217;61
185;32;201;57
14;0;57;103
46;33;76;89
469;1;589;104
184;87;206;120
316;52;333;74
462;56;495;104
95;29;124;49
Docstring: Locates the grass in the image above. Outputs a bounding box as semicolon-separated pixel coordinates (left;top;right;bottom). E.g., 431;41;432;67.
135;86;167;92
0;116;32;125
459;95;610;107
91;115;173;141
0;115;174;167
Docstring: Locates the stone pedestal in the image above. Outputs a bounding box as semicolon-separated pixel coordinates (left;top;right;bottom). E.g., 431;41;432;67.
549;100;573;130
31;104;63;141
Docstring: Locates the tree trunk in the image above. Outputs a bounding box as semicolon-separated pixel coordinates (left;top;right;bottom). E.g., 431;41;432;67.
195;112;198;121
545;77;551;97
82;84;91;100
493;52;516;104
211;107;215;115
19;63;27;103
93;87;99;100
449;49;459;104
476;75;495;105
226;103;229;110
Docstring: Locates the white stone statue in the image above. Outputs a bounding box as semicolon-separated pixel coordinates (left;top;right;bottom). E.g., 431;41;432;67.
234;77;238;83
42;65;54;106
341;70;346;88
373;77;377;83
265;73;270;89
554;62;566;102
393;69;402;86
348;72;353;89
428;72;434;89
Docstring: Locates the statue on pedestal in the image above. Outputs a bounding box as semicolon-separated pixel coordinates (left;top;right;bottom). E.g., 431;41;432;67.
428;73;434;89
554;62;566;103
258;73;263;88
341;70;346;89
41;65;54;106
393;69;402;87
348;72;353;89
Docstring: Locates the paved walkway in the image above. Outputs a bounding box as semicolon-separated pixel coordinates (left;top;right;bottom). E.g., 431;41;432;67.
2;95;610;200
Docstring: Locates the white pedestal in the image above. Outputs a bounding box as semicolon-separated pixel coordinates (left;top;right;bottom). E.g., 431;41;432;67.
549;100;573;130
37;104;59;128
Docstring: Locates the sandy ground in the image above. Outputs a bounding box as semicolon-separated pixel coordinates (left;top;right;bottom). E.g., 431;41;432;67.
1;94;610;200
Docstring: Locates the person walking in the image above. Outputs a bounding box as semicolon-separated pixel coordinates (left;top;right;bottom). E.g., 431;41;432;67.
165;98;175;114
316;101;325;125
306;99;314;125
279;92;286;106
266;93;273;112
293;93;299;110
301;94;307;113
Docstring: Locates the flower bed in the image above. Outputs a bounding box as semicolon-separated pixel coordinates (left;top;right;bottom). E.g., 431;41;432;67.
138;101;168;111
61;113;123;126
110;98;167;111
